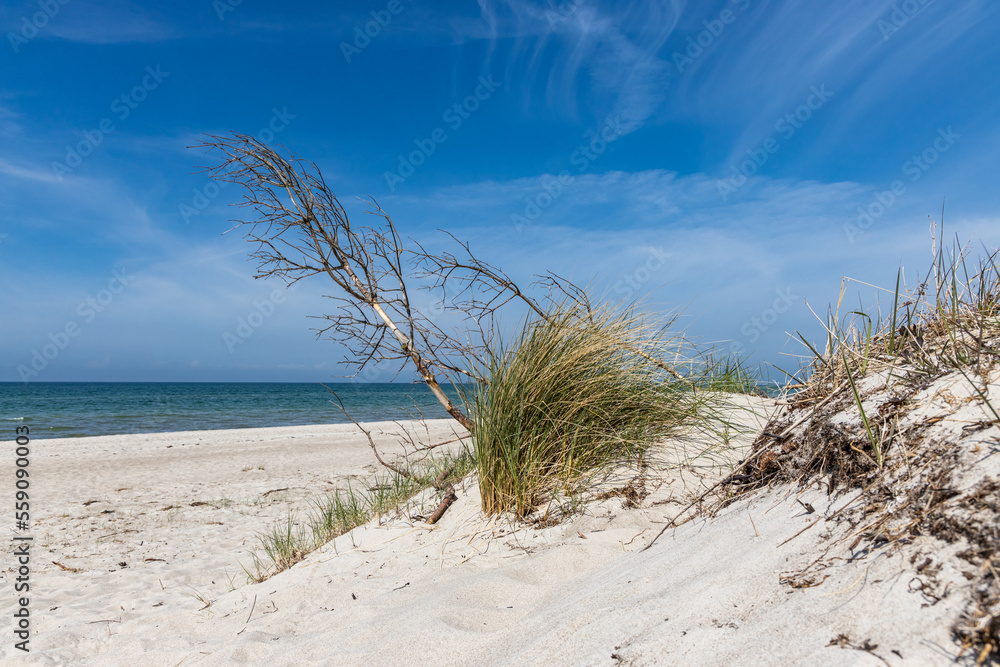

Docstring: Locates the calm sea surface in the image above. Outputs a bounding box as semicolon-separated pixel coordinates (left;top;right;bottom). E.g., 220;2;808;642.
0;383;466;439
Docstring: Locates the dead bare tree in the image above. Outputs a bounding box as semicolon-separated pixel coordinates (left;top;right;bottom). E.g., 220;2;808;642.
197;133;693;437
197;133;475;431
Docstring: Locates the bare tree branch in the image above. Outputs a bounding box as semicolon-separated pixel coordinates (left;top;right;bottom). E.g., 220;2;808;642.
413;234;693;384
197;133;473;431
325;388;418;481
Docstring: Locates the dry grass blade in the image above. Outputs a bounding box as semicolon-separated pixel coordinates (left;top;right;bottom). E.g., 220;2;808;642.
245;447;476;583
841;351;883;468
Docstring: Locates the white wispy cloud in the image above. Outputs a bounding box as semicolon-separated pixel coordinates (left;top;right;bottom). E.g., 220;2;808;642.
44;1;177;44
0;103;23;136
666;0;993;168
383;165;1000;366
0;157;63;184
812;0;996;149
458;0;683;132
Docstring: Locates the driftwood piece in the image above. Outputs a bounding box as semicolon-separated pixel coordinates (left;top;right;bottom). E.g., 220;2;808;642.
425;485;458;525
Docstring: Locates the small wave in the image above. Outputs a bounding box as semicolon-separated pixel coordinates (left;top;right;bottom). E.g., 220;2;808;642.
2;417;25;421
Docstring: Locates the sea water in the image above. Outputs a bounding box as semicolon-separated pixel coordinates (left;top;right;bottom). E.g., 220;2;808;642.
0;382;466;439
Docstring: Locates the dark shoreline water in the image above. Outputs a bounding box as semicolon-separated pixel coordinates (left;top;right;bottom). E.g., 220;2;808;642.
0;382;466;440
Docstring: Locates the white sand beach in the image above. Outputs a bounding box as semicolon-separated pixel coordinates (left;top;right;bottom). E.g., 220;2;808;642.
2;387;995;665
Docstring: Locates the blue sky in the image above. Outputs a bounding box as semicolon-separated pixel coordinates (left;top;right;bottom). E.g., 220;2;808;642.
2;0;999;383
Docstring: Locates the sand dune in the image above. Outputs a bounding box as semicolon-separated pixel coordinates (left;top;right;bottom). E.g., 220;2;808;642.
2;388;993;665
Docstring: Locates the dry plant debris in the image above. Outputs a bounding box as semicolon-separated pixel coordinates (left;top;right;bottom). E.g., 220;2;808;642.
722;237;1000;663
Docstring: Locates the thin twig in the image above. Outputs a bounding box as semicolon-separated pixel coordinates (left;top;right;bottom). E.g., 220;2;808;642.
245;594;257;624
